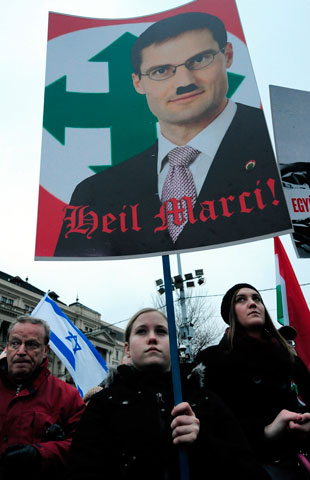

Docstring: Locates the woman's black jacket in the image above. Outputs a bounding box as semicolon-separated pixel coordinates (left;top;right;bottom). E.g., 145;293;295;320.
195;332;310;463
66;364;270;480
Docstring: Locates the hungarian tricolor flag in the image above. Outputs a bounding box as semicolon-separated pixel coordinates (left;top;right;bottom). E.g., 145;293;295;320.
274;236;310;369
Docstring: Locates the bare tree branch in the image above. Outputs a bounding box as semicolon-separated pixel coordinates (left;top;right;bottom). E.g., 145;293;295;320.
152;286;225;358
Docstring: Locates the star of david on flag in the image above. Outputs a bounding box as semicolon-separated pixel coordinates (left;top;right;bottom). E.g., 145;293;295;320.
31;293;108;396
66;331;82;354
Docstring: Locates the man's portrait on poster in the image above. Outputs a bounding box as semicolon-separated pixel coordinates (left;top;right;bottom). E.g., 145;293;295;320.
54;11;291;258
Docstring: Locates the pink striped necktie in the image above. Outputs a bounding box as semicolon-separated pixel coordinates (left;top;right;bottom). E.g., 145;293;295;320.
161;145;199;243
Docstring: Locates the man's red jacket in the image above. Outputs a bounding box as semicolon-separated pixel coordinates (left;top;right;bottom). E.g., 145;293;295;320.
0;357;85;470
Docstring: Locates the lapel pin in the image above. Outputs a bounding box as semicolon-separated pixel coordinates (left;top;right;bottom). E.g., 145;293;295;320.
245;160;256;171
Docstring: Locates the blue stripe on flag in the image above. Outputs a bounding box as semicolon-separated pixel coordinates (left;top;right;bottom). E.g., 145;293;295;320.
45;296;108;372
50;330;76;370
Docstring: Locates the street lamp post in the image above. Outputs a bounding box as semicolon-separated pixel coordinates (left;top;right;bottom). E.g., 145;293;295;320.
176;254;193;362
155;255;204;362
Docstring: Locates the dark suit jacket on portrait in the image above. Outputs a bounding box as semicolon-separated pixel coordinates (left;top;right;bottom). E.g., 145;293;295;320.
54;103;291;258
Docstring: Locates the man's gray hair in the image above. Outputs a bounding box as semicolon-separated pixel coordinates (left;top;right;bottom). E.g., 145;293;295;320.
8;315;50;345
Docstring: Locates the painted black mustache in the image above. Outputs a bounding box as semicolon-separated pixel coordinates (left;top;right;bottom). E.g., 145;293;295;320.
176;84;199;96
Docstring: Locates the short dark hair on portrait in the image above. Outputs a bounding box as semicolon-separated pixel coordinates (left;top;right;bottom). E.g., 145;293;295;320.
131;11;228;74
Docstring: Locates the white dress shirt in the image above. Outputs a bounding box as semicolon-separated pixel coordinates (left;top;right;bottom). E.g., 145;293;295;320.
157;100;237;199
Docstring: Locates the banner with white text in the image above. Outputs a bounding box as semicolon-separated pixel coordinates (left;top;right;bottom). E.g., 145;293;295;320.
270;85;310;259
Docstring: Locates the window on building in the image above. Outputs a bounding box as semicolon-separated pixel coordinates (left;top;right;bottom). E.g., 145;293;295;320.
0;321;10;342
1;297;14;306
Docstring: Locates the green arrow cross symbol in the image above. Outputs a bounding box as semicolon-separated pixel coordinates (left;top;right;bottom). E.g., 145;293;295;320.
43;32;157;171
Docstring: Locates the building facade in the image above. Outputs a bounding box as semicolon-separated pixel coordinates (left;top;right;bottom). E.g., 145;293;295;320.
0;270;125;384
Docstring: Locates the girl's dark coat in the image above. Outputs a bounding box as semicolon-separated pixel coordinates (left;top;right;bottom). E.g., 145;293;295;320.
66;364;269;479
196;332;310;463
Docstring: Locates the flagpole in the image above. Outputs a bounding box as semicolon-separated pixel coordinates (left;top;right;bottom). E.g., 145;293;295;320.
162;254;189;480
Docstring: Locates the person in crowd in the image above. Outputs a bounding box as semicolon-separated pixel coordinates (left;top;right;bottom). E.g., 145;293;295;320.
83;385;103;405
83;350;131;407
195;283;310;479
278;325;298;352
66;307;270;479
0;316;85;480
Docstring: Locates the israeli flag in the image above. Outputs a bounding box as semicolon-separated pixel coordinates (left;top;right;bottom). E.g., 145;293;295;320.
31;293;108;397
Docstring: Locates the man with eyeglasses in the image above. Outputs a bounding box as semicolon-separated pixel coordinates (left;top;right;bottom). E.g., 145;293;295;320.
54;12;290;258
0;316;85;480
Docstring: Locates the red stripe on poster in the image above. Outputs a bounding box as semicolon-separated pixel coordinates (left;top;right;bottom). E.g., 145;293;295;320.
35;186;68;257
48;0;245;43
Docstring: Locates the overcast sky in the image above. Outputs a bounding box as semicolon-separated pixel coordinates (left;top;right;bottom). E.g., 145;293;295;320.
1;0;309;331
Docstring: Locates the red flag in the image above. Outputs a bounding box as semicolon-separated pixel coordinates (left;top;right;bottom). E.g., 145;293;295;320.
274;236;310;369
